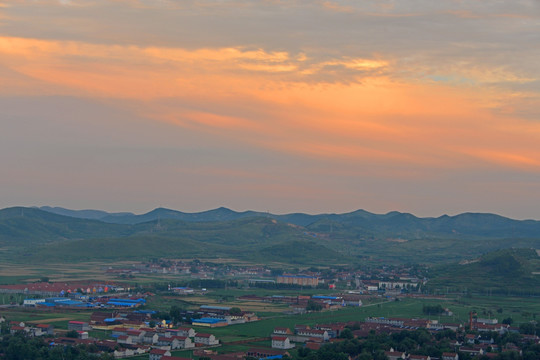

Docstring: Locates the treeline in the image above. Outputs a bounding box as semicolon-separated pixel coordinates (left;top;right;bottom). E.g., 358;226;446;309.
294;328;540;360
297;329;453;360
422;304;444;315
249;282;326;290
0;332;114;360
151;279;240;291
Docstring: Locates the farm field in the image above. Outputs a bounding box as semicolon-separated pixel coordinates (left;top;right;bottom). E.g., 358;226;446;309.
1;289;539;359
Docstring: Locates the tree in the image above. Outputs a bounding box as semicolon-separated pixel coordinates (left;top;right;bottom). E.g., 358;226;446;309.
169;305;183;324
306;300;323;312
65;330;79;338
339;328;353;339
229;307;242;316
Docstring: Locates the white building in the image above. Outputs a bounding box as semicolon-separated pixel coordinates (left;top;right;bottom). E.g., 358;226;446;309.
272;336;295;349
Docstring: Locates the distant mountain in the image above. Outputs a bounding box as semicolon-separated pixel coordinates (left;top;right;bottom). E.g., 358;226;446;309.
2;206;540;265
38;206;134;220
98;207;266;224
0;207;133;245
37;206;540;239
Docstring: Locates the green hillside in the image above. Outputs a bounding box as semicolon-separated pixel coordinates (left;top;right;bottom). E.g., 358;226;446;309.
427;248;540;295
2;206;540;266
0;207;132;245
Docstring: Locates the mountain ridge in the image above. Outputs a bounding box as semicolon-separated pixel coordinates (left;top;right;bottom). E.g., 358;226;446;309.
0;206;537;264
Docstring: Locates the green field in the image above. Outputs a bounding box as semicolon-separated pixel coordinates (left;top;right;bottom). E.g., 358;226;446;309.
2;291;539;360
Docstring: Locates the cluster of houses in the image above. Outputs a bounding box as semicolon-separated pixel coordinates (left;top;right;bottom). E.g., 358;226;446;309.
21;295;147;309
7;317;222;359
191;305;259;327
112;326;219;349
266;317;540;359
385;349;459;360
0;281;125;297
104;259;426;294
106;261;272;279
271;323;348;350
9;321;55;337
238;293;364;314
150;348;292;360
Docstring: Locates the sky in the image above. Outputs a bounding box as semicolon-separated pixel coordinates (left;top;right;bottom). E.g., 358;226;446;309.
1;0;540;219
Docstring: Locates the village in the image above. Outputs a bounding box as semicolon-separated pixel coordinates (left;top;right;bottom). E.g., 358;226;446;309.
2;297;539;360
0;262;539;360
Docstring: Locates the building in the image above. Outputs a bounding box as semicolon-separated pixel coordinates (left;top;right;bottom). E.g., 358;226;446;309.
194;333;219;346
409;355;431;360
273;327;293;335
442;353;459;360
68;321;91;332
149;349;171;360
176;327;196;337
143;331;159;344
173;336;194;349
296;329;329;341
385;349;406;360
34;324;54;336
192;318;228;327
277;275;319;287
271;336;295;349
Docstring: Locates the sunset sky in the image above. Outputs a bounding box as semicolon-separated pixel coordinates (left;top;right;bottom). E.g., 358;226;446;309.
1;1;540;219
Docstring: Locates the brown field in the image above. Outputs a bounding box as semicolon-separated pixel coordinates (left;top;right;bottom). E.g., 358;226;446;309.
26;317;75;324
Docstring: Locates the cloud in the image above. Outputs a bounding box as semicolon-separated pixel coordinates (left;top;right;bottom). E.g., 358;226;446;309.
2;33;540;175
1;1;540;217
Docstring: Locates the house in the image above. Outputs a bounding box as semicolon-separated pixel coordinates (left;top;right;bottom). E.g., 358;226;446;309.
271;336;295;349
273;327;292;335
126;329;145;342
296;329;329;341
465;334;478;344
143;331;159;344
117;335;134;345
459;347;484;357
176;326;196;337
112;327;128;337
149;348;171;360
315;323;346;338
34;324;54;336
173;336;194;349
442;353;459;360
157;336;176;349
10;325;29;335
68;321;91;331
305;342;322;351
10;321;26;328
194;333;219;346
408;355;430;360
384;349;406;360
114;348;135;358
477;323;508;334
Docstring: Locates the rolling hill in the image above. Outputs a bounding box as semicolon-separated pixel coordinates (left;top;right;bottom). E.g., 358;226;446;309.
427;248;540;295
1;206;539;265
39;205;540;239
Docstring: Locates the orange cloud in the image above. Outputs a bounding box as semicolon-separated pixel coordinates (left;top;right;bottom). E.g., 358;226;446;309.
2;35;540;174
